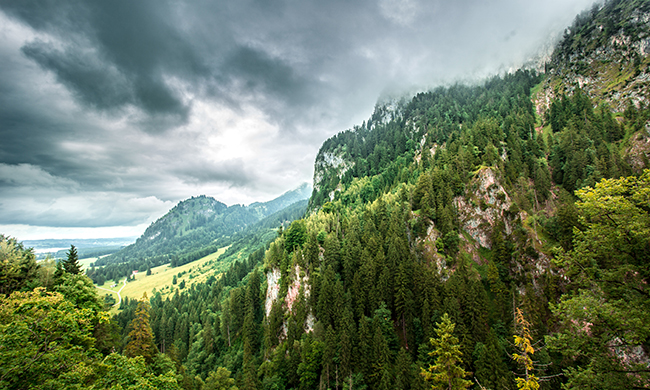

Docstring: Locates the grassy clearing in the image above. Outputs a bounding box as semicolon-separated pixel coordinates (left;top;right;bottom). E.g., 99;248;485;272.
122;246;228;301
95;246;231;313
79;257;99;270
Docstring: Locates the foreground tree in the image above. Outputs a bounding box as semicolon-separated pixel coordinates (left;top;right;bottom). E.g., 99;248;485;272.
94;353;181;390
0;288;97;388
55;272;103;312
548;170;650;389
0;235;38;296
421;313;472;390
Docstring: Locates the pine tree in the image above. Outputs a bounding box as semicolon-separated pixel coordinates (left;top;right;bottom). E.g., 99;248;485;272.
395;347;413;390
421;313;472;390
473;329;511;390
63;245;81;274
125;293;158;364
395;260;413;348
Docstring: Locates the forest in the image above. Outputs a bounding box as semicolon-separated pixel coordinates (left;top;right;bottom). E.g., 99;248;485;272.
2;0;650;389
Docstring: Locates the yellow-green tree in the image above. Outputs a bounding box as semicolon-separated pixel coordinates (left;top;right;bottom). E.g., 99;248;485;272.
202;367;238;390
124;293;158;364
512;308;539;390
0;235;39;296
548;171;650;389
421;313;472;390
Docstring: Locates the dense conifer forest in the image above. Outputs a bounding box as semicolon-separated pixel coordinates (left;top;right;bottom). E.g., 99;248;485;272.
2;1;650;389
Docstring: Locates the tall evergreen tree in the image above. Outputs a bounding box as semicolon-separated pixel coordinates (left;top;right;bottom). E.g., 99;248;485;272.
63;245;82;275
125;293;158;364
421;313;471;390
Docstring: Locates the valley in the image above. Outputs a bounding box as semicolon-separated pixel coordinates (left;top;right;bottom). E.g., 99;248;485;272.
95;246;229;313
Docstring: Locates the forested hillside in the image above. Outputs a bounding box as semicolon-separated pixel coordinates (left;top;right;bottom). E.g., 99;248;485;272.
85;184;310;285
2;1;650;389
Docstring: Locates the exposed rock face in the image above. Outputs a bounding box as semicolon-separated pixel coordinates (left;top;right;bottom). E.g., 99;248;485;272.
264;264;315;337
265;267;281;317
285;264;310;313
312;149;352;199
455;167;513;249
417;220;447;277
535;4;650;116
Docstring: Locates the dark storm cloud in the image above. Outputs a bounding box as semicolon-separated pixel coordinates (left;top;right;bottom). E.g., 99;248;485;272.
174;159;258;188
21;40;134;112
1;0;596;132
0;0;597;234
1;0;205;124
225;46;312;107
0;0;321;129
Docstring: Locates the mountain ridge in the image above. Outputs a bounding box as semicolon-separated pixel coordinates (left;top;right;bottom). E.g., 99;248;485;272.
94;183;311;269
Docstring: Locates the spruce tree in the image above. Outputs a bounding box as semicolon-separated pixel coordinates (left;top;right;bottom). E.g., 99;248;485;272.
395;347;413;390
63;244;82;274
421;313;471;390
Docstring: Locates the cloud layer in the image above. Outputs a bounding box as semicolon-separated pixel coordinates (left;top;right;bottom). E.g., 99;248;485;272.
0;0;595;238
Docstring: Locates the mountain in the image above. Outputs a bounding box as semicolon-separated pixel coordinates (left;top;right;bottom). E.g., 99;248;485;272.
91;184;310;273
247;182;311;219
534;0;650;171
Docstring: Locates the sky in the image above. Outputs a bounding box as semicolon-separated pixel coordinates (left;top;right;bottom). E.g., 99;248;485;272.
0;0;596;240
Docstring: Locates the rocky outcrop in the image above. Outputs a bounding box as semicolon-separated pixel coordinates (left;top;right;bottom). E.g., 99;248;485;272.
265;267;281;317
264;263;315;337
455;167;514;249
285;265;310;313
312;148;353;200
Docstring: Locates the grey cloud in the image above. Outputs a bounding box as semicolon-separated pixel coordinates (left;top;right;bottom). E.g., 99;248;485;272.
3;0;201;125
21;39;134;111
2;0;598;131
225;46;312;107
174;159;258;188
0;163;171;227
0;0;598;233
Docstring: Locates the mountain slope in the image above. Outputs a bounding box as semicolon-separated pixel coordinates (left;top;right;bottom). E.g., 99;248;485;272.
536;0;650;113
91;184;310;275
